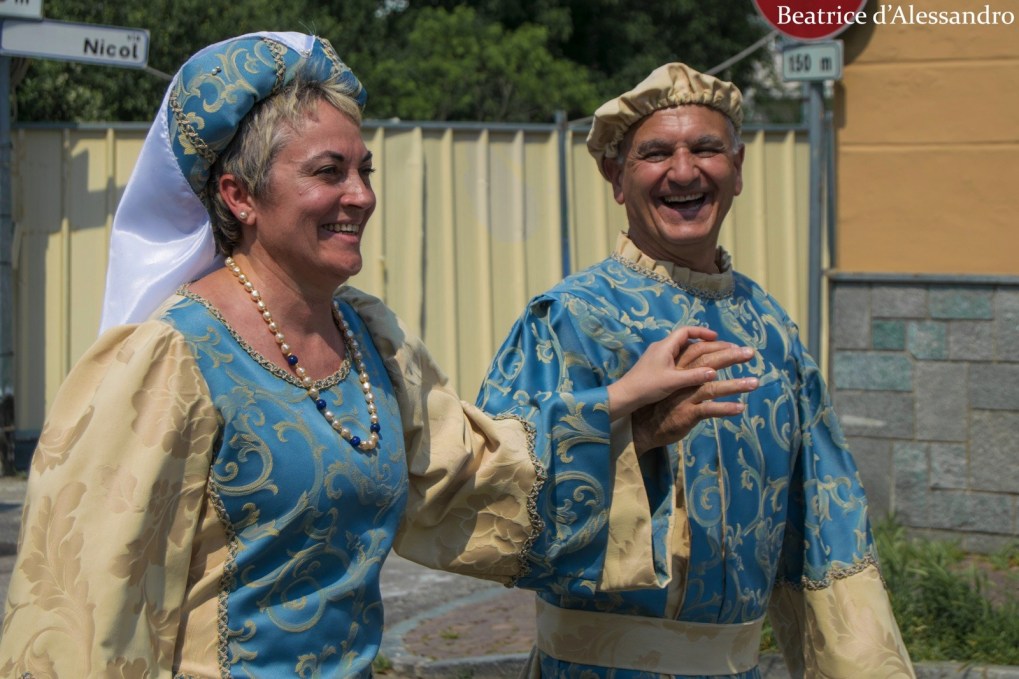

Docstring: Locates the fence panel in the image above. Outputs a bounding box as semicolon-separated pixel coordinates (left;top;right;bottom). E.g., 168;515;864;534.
11;122;810;438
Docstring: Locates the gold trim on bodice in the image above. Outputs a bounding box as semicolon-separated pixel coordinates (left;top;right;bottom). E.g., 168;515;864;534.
177;289;351;389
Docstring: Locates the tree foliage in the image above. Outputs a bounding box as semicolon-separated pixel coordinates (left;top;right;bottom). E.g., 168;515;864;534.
415;0;773;103
13;0;776;123
364;6;598;121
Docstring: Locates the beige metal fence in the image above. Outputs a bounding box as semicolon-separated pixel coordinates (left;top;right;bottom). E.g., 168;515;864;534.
11;121;811;437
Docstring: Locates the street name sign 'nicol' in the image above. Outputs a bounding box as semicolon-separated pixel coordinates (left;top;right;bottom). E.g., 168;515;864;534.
0;18;149;68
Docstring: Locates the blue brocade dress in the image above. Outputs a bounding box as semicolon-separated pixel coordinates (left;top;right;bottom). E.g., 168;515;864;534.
0;283;672;678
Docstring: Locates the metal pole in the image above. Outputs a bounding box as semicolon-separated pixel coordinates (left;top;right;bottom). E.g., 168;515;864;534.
555;110;572;278
806;80;824;361
0;55;14;473
825;109;837;267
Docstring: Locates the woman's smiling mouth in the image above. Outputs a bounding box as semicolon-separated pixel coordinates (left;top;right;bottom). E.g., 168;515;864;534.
321;223;360;234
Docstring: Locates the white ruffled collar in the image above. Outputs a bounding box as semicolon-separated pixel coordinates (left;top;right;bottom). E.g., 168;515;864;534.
612;232;734;298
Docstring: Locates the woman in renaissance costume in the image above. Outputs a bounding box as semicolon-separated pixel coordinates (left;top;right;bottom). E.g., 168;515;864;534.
0;32;757;677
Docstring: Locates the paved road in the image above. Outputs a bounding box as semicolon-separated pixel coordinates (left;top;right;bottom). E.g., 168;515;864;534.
0;476;26;629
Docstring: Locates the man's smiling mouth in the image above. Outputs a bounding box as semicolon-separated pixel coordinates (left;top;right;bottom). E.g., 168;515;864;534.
662;193;706;208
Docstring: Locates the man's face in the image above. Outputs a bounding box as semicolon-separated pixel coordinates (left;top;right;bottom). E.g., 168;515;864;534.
604;105;744;272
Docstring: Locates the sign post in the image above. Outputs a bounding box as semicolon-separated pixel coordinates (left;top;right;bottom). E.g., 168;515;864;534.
752;0;855;362
0;1;39;471
0;12;149;470
0;51;9;472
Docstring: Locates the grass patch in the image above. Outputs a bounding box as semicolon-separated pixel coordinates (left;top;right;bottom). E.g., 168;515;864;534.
761;519;1019;665
874;518;1019;665
371;652;393;674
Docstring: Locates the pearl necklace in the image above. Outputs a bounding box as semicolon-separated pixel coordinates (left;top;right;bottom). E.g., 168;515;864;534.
225;256;381;452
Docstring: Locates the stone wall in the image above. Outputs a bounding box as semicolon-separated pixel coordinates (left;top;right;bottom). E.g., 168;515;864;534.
828;275;1019;553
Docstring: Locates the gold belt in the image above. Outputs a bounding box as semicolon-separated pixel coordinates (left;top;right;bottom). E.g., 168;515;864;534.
535;598;764;675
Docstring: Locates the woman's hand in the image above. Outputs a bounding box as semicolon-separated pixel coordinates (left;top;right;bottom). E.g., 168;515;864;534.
605;326;759;453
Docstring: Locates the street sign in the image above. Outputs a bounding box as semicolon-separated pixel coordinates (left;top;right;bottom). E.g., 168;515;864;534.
782;41;843;82
0;18;148;69
752;0;866;41
0;0;42;21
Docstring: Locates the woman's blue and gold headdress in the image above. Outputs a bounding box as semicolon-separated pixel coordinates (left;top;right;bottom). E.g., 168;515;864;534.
167;33;366;195
100;32;366;332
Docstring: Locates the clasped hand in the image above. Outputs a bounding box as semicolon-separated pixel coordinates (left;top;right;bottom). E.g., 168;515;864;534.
606;326;759;454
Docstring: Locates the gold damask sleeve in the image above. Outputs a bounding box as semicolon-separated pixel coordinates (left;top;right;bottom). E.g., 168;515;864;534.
343;287;662;587
0;320;219;678
768;564;916;678
597;418;670;591
340;288;537;583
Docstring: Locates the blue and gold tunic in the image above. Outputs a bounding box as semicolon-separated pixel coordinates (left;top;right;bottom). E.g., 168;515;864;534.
477;235;914;678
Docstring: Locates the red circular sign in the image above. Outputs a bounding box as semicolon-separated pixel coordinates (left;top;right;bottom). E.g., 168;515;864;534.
752;0;868;41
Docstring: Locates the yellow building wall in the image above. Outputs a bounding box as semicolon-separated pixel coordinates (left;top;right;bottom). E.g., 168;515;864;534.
837;0;1019;275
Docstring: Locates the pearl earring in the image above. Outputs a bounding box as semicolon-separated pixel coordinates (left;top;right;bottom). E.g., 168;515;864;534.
238;211;248;220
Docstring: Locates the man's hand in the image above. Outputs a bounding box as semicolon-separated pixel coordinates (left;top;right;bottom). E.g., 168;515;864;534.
629;333;759;454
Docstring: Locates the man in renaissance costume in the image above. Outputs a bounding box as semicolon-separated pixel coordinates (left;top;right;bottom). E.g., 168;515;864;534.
477;63;916;678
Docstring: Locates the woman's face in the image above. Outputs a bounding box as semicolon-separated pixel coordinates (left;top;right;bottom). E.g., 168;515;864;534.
248;99;376;291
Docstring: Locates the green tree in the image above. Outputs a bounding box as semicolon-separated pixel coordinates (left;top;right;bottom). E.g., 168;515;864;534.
414;0;774;102
365;6;598;121
11;1;783;123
